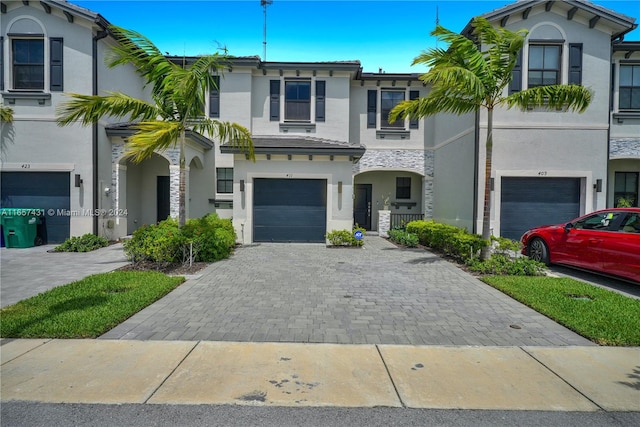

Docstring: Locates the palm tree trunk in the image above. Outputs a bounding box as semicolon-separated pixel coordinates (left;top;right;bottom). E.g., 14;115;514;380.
480;107;494;260
179;129;186;227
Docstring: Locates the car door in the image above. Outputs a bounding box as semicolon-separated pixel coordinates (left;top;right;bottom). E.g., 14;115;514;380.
602;211;640;283
561;211;623;271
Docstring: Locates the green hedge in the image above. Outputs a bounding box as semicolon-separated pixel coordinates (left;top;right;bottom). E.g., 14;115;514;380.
53;233;109;252
405;220;488;261
123;214;236;264
326;226;366;247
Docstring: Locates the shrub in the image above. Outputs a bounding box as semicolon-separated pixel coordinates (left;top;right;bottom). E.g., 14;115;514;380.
181;214;236;262
123;218;187;264
388;229;419;247
466;254;547;276
491;236;522;254
406;220;488;260
123;215;237;265
326;226;366;247
53;233;109;252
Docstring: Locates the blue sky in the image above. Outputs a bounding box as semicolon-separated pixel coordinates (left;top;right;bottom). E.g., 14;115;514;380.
74;0;639;73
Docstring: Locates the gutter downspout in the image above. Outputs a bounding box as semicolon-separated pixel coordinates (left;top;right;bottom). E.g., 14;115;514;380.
92;29;108;234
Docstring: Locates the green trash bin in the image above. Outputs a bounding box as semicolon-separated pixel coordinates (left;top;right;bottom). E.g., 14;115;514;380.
1;208;41;248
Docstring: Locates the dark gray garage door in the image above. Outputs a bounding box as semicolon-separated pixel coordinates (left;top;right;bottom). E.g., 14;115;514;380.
1;172;70;243
254;178;327;243
501;177;580;240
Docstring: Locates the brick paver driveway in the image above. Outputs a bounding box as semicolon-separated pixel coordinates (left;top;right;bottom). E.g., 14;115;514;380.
102;237;593;346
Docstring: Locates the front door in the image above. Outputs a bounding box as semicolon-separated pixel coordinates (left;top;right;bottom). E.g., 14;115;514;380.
354;184;372;230
157;176;170;222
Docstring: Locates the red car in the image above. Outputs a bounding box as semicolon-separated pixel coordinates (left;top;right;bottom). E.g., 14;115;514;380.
521;208;640;283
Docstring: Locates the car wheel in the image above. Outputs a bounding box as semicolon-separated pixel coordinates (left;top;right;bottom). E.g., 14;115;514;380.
528;238;550;265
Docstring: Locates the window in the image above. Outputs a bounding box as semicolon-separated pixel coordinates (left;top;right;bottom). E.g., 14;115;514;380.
620;213;640;233
8;36;63;91
396;177;411;199
528;44;561;87
285;80;311;121
12;38;44;89
619;64;640;111
216;168;233;194
381;91;404;128
614;172;638;207
574;211;622;231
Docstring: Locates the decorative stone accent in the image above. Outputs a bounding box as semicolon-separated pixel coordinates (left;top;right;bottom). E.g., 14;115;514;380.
378;209;391;238
423;179;434;219
354;149;426;175
610;138;640;158
111;143;182;220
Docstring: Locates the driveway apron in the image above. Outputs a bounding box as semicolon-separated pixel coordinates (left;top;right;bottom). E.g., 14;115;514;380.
101;237;593;346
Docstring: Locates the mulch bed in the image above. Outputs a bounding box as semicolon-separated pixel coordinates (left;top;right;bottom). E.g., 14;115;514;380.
117;261;210;275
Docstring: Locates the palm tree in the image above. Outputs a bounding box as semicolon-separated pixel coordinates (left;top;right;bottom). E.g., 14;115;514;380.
390;17;592;260
57;26;255;226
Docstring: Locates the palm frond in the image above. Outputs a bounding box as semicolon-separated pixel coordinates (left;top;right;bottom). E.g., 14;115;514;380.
123;121;182;163
106;26;175;89
506;85;593;113
195;119;255;161
56;93;161;126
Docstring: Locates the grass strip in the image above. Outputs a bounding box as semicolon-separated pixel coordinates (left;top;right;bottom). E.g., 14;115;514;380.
0;271;184;338
482;275;640;346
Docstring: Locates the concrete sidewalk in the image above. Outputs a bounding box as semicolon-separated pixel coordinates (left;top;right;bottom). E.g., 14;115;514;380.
1;339;638;411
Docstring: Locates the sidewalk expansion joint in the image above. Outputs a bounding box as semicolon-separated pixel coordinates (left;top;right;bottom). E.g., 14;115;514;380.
143;340;201;404
375;344;406;408
518;346;606;412
0;339;52;366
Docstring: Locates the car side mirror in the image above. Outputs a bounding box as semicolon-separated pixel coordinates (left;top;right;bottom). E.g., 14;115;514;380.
564;223;574;232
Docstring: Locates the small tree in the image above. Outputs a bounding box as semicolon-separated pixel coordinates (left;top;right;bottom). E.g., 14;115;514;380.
57;26;255;226
390;17;592;259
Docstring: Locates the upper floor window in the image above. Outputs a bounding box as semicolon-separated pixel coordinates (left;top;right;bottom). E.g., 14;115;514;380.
285;80;311;121
270;79;325;123
12;38;44;90
528;44;561;87
381;90;404;128
368;88;419;130
5;35;63;92
216;168;233;194
619;64;640;111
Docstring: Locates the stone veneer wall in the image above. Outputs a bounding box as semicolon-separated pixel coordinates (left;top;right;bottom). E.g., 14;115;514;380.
354;149;434;218
378;209;391;237
610;138;640;158
111;144;182;220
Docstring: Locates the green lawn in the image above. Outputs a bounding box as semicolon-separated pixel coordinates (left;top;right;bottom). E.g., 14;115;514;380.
482;275;640;346
0;271;184;338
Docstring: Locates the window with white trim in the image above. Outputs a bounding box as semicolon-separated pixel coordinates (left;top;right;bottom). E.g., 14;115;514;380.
381;90;404;128
216;168;233;194
5;35;63;92
528;44;561;88
12;38;44;90
619;64;640;111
